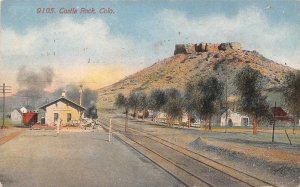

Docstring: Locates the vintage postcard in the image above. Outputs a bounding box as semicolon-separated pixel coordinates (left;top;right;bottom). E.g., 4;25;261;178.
0;0;299;187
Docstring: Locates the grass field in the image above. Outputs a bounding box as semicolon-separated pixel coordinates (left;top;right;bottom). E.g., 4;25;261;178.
195;126;300;145
0;118;19;128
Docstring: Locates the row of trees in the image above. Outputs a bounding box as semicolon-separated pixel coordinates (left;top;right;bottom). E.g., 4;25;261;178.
115;66;300;134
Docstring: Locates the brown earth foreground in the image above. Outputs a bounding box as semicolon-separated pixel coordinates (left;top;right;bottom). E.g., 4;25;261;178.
0;128;26;145
1;118;299;186
157;127;300;167
122;119;300;167
202;138;300;166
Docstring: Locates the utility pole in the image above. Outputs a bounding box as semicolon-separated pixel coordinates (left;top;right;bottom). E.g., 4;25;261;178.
79;84;84;121
79;84;83;106
0;83;12;129
222;65;228;130
272;102;276;142
225;74;228;127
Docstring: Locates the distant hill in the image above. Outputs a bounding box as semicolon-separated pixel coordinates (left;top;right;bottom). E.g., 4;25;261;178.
98;42;295;109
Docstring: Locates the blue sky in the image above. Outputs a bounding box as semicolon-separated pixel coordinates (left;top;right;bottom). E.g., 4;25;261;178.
2;1;299;38
1;0;300;91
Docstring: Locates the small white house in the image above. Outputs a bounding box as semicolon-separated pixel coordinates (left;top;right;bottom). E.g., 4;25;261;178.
220;109;249;127
20;107;28;114
182;113;189;123
10;109;23;124
154;112;168;123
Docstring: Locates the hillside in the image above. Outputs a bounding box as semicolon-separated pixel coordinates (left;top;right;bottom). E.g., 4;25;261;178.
98;42;295;109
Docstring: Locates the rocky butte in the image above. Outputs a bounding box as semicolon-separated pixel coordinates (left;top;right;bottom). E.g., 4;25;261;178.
174;42;242;55
98;41;294;108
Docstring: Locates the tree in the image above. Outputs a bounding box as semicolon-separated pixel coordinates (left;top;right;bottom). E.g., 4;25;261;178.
282;70;300;134
148;89;167;121
184;82;199;127
136;91;148;120
185;76;224;130
234;66;270;134
163;88;184;126
128;92;139;119
115;93;128;111
115;93;129;131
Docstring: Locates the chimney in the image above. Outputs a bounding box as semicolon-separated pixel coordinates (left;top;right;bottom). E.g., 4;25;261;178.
62;91;66;98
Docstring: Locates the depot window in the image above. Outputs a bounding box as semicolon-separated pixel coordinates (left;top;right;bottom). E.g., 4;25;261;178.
67;113;72;122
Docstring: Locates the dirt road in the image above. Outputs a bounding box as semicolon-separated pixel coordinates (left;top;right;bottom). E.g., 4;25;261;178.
0;128;181;187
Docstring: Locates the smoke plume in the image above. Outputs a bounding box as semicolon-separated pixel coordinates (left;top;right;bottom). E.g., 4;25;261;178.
17;65;54;107
53;84;98;108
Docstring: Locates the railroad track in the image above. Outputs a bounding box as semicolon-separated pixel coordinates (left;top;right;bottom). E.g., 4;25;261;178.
100;116;275;187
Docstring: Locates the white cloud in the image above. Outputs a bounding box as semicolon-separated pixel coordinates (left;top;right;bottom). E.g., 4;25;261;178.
1;7;299;92
149;7;300;69
1;17;142;65
0;17;148;91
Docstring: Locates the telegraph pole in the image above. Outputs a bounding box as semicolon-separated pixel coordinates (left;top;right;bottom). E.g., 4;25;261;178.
79;84;83;106
225;75;228;127
79;84;83;121
223;65;228;130
272;102;276;142
0;83;12;129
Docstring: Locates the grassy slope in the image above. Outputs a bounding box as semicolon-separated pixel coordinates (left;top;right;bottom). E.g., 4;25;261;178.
98;49;294;109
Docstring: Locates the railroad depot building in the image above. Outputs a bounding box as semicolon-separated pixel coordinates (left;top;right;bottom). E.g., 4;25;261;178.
39;95;85;125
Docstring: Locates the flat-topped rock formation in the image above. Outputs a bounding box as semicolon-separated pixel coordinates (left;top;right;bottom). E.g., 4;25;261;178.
174;42;242;55
98;42;294;109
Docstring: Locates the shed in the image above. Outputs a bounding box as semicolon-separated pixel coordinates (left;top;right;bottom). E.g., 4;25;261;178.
271;107;293;122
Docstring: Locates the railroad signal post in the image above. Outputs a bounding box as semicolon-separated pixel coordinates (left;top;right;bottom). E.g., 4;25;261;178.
0;83;12;129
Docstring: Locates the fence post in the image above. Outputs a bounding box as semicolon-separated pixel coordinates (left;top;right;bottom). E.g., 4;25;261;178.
109;118;112;142
57;119;61;135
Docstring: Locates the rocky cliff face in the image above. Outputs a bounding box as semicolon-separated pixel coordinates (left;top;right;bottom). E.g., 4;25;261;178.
98;42;294;109
174;42;242;55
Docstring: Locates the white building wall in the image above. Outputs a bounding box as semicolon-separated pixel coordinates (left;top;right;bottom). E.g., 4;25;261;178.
154;112;167;123
11;110;22;123
220;109;249;126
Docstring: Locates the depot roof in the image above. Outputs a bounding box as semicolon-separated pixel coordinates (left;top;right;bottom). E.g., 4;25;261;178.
39;97;86;111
